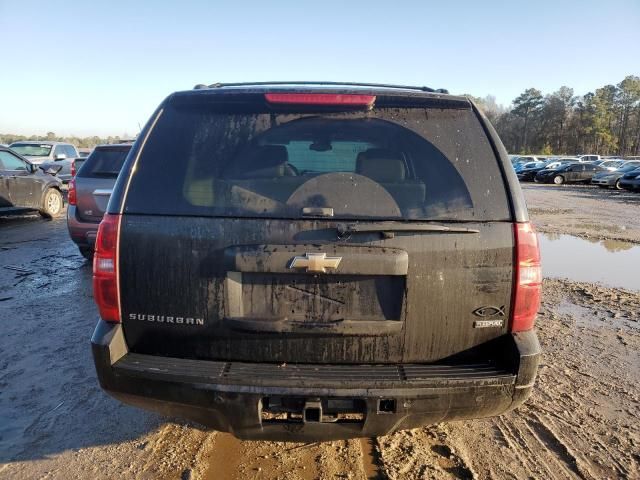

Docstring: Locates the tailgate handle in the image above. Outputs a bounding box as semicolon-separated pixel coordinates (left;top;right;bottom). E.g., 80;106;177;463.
301;207;334;217
225;245;408;275
224;317;403;336
93;189;113;196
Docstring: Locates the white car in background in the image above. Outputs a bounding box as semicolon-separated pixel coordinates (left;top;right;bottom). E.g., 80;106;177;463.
545;157;581;170
578;154;601;162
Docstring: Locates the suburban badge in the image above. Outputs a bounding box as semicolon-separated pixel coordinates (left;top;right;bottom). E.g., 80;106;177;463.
129;313;204;326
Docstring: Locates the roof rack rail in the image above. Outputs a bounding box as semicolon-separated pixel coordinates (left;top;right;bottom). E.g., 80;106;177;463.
195;81;449;94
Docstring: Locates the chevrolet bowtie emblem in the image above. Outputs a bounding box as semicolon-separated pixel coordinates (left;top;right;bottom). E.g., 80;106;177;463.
289;253;342;273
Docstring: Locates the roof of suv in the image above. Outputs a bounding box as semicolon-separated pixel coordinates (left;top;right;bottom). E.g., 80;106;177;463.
93;143;134;149
175;81;469;104
10;141;74;146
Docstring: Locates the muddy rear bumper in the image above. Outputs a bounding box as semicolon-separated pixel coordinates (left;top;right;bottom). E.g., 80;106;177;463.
91;320;540;441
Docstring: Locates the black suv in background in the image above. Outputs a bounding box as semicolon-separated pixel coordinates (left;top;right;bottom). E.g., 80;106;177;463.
535;162;605;184
91;82;542;441
0;146;64;218
67;144;132;259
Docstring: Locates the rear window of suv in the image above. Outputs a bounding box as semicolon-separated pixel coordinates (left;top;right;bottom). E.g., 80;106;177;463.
122;97;510;221
78;146;131;178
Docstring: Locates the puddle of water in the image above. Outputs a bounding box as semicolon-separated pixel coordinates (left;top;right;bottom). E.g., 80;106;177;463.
556;300;639;332
556;301;602;329
539;234;640;291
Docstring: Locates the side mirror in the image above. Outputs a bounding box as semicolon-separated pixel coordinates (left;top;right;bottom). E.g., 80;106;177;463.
39;163;63;175
30;163;38;173
55;153;67;161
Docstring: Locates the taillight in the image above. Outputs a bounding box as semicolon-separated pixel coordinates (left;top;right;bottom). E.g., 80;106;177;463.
68;178;77;205
265;93;376;106
71;160;76;177
93;214;121;322
511;222;542;332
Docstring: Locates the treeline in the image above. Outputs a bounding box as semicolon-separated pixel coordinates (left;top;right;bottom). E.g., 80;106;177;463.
4;77;639;156
470;75;640;156
0;132;133;148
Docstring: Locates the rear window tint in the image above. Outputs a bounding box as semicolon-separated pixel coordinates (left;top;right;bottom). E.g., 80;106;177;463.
122;102;510;221
78;146;131;178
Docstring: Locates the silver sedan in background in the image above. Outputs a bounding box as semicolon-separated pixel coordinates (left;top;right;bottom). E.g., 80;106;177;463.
591;162;640;189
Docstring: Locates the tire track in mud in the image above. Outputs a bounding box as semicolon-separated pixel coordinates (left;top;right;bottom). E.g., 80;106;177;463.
202;433;372;480
494;416;551;478
376;427;476;480
490;407;589;480
525;412;591;479
135;423;213;480
359;437;384;479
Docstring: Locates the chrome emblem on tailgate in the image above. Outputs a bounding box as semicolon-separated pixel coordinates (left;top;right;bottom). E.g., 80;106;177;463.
289;253;342;273
472;305;505;318
473;319;504;329
472;305;505;328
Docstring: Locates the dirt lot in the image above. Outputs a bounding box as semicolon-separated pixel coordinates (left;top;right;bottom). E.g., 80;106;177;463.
1;184;639;479
524;183;640;244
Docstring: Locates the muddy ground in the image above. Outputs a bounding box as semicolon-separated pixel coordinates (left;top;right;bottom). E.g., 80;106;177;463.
524;183;640;244
1;184;639;479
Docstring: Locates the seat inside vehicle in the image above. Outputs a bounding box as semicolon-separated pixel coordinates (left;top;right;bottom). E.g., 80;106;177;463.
229;145;297;179
355;148;426;209
220;145;305;204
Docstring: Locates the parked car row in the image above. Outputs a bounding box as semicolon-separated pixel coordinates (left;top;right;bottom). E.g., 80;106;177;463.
511;155;640;191
0;141;107;220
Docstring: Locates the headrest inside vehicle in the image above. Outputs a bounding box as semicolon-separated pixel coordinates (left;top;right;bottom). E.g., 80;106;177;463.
356;149;406;182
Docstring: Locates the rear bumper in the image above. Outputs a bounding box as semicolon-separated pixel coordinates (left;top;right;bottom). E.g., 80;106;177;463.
91;320;541;441
66;205;99;247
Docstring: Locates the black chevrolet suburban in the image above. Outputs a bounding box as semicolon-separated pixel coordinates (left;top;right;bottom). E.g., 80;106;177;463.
91;82;541;441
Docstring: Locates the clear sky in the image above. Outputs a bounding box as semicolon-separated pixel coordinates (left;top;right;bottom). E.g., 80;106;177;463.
1;0;639;137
